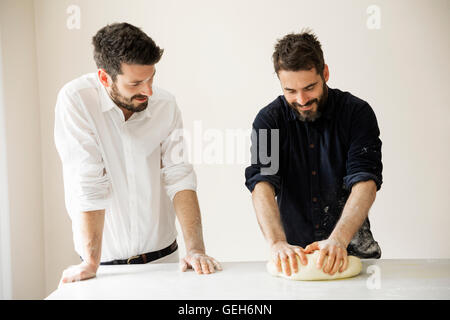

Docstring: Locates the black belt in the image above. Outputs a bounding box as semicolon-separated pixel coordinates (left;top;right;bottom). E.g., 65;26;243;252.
100;240;178;265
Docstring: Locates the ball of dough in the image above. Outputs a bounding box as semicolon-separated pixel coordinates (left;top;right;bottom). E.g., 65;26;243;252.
267;251;362;281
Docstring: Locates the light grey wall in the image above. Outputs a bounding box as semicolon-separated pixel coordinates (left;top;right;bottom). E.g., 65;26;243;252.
0;0;45;299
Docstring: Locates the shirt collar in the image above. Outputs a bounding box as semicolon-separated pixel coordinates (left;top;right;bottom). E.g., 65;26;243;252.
284;86;335;122
97;76;152;119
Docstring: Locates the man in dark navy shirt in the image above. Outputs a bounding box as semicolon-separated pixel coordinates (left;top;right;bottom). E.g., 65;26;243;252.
245;30;382;277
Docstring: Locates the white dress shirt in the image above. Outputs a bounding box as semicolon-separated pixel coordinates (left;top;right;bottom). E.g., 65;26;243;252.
54;73;196;262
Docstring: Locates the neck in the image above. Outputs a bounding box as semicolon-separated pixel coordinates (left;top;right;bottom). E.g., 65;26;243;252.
120;107;134;121
105;88;134;121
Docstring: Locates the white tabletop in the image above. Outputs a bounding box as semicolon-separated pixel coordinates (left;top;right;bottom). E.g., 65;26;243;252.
46;259;450;300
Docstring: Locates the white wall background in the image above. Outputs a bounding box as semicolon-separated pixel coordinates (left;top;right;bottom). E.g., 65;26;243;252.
1;0;449;298
0;0;45;299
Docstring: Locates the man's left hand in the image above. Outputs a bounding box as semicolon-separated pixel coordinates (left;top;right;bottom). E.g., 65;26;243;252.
304;238;349;275
180;250;222;275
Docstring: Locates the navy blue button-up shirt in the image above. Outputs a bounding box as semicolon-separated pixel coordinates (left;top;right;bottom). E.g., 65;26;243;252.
245;86;383;258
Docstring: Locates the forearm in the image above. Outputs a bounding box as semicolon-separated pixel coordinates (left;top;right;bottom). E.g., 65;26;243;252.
79;209;105;269
252;181;286;245
173;190;205;254
330;180;377;247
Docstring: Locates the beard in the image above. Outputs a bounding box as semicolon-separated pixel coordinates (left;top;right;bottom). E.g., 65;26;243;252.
109;81;149;113
289;82;328;122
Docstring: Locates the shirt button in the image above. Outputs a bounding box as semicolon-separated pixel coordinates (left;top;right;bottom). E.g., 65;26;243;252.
309;143;315;149
312;171;317;175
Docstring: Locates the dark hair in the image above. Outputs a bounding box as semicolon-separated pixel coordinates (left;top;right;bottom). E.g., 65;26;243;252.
92;22;164;80
272;29;324;76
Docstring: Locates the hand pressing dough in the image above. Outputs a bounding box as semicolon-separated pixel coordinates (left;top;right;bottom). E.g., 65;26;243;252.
267;250;362;281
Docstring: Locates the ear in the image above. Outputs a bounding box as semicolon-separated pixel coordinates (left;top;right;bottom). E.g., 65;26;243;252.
97;69;111;87
323;64;330;83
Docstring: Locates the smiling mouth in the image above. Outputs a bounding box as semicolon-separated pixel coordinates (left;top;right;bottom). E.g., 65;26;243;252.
293;99;317;111
299;105;313;111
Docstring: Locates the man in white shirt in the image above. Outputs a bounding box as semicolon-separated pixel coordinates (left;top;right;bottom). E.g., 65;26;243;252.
55;22;221;283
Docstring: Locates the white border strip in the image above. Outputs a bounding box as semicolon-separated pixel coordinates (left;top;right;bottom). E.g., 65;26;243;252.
0;25;13;300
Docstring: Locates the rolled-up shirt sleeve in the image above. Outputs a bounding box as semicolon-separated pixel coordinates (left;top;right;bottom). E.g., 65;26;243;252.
343;102;383;191
160;102;197;201
54;88;111;213
245;108;282;195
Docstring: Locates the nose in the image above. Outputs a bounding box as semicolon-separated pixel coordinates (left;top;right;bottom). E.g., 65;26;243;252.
141;82;153;97
296;92;310;106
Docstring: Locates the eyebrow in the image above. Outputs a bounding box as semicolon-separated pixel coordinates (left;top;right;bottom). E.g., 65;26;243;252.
129;69;157;84
284;81;318;91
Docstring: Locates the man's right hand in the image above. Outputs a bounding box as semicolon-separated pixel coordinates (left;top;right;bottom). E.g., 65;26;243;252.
270;240;308;276
59;261;98;287
58;209;105;288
